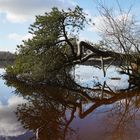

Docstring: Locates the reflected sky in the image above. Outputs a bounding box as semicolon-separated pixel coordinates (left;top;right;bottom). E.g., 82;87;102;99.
0;69;32;139
74;65;129;90
0;95;26;137
0;67;140;140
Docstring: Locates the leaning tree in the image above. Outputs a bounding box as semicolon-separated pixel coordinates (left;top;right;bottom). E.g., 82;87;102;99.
6;6;89;84
6;4;140;86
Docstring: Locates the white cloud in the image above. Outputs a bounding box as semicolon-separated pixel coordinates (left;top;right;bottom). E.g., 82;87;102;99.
88;16;107;33
0;0;75;23
0;95;27;137
88;13;133;33
8;33;33;41
8;95;27;106
6;13;27;23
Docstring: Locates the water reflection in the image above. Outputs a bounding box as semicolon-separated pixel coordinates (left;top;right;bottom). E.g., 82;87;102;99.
0;96;26;137
7;82;81;140
4;76;140;140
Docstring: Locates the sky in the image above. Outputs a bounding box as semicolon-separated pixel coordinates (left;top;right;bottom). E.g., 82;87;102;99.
0;0;140;52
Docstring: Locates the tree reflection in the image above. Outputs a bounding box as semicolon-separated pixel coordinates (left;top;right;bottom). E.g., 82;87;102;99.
103;91;140;140
15;89;79;139
4;77;140;140
5;78;83;140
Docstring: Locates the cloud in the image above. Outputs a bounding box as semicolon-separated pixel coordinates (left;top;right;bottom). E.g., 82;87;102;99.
88;16;104;32
0;95;27;137
6;12;27;23
8;33;33;41
88;13;133;33
0;0;75;23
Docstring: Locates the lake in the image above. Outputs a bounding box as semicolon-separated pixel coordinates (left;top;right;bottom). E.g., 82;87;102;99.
0;66;140;140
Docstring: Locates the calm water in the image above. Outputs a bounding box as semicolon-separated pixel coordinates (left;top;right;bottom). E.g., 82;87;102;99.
0;67;140;140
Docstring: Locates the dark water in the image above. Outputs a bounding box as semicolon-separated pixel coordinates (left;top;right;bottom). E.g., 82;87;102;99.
0;68;140;140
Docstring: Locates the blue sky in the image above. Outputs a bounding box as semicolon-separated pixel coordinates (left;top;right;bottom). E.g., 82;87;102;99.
0;0;140;52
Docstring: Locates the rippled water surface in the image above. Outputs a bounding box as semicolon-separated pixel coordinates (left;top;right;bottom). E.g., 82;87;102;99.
0;66;140;140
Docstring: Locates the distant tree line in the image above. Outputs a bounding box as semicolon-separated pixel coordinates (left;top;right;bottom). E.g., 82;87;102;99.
0;51;15;61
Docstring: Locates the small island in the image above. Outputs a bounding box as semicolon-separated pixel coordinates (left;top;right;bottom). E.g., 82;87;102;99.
1;1;140;140
4;6;140;88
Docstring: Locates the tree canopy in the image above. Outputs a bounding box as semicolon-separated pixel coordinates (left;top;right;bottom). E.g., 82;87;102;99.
6;6;88;84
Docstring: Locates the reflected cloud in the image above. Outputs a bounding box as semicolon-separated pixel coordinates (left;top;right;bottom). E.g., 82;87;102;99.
0;95;27;137
74;65;129;90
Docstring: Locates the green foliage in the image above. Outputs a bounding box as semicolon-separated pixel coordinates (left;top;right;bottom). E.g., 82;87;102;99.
6;6;87;84
7;47;67;82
